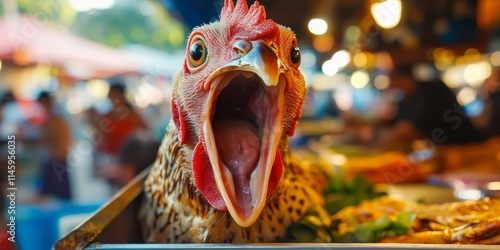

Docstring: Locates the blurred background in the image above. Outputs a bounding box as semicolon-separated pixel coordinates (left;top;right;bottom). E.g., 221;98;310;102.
0;0;499;249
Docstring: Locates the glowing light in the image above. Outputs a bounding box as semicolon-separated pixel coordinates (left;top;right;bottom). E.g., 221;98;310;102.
457;87;477;105
371;0;402;29
487;182;500;190
353;52;368;68
454;56;466;65
433;47;455;67
353;51;376;68
308;18;328;35
433;48;445;61
345;26;361;42
312;35;335;53
463;98;484;117
463;61;492;87
312;34;335;53
67;98;83;114
365;52;376;68
413;63;437;81
334;87;353;111
69;0;115;12
351;70;370;88
490;51;500;66
330;154;347;166
374;74;390;89
0;60;2;71
86;79;110;100
455;188;483;200
442;66;466;88
464;48;481;62
331;50;351;68
322;60;339;76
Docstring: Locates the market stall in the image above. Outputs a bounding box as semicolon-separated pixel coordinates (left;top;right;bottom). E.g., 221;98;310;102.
2;0;500;249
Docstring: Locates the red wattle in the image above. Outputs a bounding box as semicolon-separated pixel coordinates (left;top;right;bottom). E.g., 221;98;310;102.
192;141;227;211
267;150;283;196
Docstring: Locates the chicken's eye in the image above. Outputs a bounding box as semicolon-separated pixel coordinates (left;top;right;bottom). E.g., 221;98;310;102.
290;46;301;67
189;39;208;67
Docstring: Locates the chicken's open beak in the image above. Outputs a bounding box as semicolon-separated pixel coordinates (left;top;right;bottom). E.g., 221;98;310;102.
202;41;286;227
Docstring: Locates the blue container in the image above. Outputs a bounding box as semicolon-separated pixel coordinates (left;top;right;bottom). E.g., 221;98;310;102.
16;201;103;250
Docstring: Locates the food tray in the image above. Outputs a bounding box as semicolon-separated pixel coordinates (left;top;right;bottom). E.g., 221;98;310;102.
54;169;496;250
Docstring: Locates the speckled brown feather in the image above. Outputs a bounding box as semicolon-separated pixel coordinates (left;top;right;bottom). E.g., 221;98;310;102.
139;122;328;243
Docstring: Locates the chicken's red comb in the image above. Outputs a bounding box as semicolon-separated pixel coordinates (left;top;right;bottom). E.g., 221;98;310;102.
221;0;279;41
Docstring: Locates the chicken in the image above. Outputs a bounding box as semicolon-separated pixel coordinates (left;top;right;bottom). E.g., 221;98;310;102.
138;0;329;243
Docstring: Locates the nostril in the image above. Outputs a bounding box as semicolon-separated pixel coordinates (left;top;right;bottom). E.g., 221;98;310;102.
233;40;253;55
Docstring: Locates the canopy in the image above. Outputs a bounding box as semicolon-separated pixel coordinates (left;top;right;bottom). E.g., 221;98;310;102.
0;15;140;79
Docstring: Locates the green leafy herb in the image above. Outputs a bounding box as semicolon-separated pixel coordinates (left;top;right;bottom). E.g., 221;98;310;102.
329;212;416;243
393;211;417;235
323;174;386;215
289;174;415;243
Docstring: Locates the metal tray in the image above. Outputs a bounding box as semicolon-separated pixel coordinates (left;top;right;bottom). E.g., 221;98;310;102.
54;169;496;250
84;243;499;250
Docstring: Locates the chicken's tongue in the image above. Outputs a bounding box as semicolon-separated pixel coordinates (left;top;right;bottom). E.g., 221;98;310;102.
213;118;260;213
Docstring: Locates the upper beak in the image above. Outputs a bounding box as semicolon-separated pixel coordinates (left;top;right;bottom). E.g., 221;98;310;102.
202;40;286;227
204;40;286;90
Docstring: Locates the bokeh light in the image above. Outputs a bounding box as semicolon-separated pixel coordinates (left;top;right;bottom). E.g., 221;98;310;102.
86;79;110;100
463;61;492;87
308;18;328;35
322;60;339;76
345;26;361;42
490;51;500;66
350;70;370;88
457;87;477;105
331;50;351;68
374;74;390;90
334;86;353;111
312;35;335;52
371;0;402;29
442;66;466;88
353;51;368;68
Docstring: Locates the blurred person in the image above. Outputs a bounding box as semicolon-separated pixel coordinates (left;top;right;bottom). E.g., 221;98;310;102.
378;63;488;147
37;91;73;199
93;82;147;183
99;130;159;192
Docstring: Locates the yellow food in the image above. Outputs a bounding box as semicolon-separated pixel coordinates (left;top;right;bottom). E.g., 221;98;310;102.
333;196;500;244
